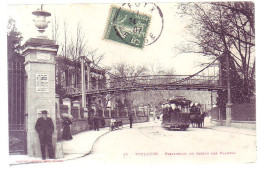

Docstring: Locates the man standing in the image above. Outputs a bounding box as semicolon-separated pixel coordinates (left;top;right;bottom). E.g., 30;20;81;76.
93;114;99;131
35;110;55;160
129;113;133;128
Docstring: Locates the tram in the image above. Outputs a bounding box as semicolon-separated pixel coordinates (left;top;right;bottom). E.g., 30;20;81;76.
161;97;192;131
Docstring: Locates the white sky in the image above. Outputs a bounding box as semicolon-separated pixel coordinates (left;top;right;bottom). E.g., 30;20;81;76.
6;1;213;75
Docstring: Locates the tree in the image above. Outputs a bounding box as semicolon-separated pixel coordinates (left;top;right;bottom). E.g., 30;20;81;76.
131;66;177;110
51;17;105;98
51;15;59;44
7;18;23;61
109;62;148;111
178;2;255;103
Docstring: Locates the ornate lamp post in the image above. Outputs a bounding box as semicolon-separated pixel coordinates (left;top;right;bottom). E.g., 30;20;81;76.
32;5;51;38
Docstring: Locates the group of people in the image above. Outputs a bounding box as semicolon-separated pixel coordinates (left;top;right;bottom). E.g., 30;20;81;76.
35;110;134;160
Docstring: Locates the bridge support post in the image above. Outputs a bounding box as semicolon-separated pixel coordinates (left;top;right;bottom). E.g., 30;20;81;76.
80;56;86;108
134;107;137;117
108;107;111;117
226;103;232;126
225;49;232;127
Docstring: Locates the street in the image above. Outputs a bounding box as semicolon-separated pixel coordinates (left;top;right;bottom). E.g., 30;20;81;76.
9;118;256;169
89;119;256;164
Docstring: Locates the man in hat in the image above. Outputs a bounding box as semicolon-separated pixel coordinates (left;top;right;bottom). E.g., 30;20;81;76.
35;110;55;160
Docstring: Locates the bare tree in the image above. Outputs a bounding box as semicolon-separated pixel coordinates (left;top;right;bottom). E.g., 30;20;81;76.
51;15;59;44
87;49;105;67
68;21;87;62
51;16;106;98
63;20;68;58
178;2;255;103
108;62;148;111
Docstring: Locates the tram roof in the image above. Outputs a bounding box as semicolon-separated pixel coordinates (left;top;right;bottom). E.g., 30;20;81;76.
168;98;192;106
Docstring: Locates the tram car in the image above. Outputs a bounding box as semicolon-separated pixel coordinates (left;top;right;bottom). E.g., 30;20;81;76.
161;97;192;130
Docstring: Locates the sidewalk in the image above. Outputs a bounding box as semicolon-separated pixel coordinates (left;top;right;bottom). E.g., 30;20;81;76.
204;117;256;136
9;127;110;165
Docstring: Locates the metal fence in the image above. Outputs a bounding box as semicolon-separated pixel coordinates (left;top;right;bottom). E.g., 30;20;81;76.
8;60;26;154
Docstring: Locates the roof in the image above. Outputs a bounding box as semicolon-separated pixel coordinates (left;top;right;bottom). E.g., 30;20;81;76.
168;98;192;106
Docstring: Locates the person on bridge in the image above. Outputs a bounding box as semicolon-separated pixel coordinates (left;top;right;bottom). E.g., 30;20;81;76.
93;114;99;131
35;110;55;160
129;113;133;128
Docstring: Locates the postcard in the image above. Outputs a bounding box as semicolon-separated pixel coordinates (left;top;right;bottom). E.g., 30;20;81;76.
6;0;257;169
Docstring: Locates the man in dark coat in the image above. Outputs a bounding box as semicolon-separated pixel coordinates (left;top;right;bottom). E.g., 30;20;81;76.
35;110;55;160
93;114;99;131
129;113;133;128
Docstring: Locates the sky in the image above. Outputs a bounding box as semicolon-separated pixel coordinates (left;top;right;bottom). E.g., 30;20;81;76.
6;0;213;75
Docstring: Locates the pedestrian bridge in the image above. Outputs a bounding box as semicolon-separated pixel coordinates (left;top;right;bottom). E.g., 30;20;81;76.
68;58;224;97
69;74;224;97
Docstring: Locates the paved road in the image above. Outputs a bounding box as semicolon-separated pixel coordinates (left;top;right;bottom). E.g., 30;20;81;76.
88;121;256;164
9;121;256;169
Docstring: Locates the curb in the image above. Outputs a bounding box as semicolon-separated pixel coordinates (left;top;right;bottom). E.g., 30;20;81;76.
82;130;111;156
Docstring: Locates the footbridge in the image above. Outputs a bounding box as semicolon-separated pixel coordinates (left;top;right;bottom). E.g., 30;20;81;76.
69;58;224;98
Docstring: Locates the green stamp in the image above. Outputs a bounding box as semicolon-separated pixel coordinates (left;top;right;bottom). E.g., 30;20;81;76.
104;6;151;49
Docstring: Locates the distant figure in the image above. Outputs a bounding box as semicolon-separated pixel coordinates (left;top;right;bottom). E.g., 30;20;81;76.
129;113;133;128
110;117;116;130
93;114;99;131
62;117;73;140
173;108;181;113
190;104;197;114
168;106;174;113
160;114;163;121
35;110;55;160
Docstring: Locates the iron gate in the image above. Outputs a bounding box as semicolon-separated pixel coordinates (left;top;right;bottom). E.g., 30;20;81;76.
8;60;27;154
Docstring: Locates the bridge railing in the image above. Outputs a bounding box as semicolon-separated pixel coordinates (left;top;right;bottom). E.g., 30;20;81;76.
66;74;221;96
108;75;220;87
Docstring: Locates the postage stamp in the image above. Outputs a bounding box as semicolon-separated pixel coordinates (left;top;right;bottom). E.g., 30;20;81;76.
121;3;164;46
104;6;151;49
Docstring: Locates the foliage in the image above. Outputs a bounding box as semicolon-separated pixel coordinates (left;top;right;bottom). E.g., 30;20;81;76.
178;2;255;104
7;18;23;61
109;62;178;111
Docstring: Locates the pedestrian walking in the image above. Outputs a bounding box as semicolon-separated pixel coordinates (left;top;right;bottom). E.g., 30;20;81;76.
62;116;73;140
129;113;133;128
93;114;99;131
35;110;55;160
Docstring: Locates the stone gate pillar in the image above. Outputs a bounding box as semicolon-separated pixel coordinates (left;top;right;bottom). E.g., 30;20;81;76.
23;38;58;158
22;7;59;158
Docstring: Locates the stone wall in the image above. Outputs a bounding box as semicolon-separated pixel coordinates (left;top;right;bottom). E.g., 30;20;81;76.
56;97;149;141
211;119;256;130
56;118;89;140
231;102;255;121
